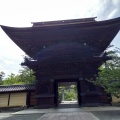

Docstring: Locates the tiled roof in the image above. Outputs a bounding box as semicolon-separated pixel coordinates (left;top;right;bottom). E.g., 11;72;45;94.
1;17;120;57
0;84;35;93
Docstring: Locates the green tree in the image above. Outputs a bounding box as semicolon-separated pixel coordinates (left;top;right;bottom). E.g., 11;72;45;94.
3;73;21;85
19;67;35;84
2;67;35;85
58;85;77;101
90;49;120;98
0;71;5;85
64;88;77;101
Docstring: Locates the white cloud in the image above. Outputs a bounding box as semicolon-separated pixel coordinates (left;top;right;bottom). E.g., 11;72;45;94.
112;0;120;6
107;9;119;19
0;65;4;69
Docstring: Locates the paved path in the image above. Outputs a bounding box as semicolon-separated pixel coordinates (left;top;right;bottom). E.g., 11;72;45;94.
0;113;12;120
1;107;120;120
12;106;120;115
38;112;99;120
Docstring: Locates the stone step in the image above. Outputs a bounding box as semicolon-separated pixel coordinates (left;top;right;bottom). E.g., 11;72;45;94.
58;103;79;108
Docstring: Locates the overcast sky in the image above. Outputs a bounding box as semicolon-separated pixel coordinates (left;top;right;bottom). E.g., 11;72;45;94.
0;0;120;77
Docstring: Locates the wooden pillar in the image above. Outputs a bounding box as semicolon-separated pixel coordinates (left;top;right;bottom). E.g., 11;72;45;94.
78;77;86;105
35;78;55;108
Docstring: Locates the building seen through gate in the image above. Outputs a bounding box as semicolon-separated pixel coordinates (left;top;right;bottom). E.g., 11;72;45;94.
1;17;120;108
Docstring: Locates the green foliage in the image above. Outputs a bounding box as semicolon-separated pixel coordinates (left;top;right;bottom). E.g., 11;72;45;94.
3;73;22;85
90;49;120;98
64;89;77;101
0;71;5;85
58;91;62;101
2;67;35;85
58;85;77;101
19;67;35;84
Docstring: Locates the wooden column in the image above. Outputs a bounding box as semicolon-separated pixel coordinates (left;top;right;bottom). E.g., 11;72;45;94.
35;78;55;108
79;77;86;105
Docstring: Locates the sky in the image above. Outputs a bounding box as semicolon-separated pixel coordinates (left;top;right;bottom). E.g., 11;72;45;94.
0;0;120;77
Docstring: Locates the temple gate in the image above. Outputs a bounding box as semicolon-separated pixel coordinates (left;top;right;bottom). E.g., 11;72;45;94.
1;17;120;108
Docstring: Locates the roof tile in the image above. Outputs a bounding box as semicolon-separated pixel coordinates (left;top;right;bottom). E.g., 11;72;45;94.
0;84;35;92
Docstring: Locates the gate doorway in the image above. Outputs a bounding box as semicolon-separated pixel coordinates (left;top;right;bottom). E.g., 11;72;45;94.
54;79;81;108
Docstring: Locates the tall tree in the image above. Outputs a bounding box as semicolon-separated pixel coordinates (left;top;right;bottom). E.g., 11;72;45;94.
19;67;35;84
0;71;5;85
2;67;35;85
90;48;120;98
3;73;21;85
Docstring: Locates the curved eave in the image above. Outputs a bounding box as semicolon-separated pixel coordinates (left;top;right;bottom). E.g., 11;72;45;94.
31;17;120;27
1;17;120;57
32;17;97;27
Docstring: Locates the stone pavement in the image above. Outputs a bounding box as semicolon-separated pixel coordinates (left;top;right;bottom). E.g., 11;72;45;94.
0;107;120;120
38;112;99;120
12;106;120;114
0;113;12;120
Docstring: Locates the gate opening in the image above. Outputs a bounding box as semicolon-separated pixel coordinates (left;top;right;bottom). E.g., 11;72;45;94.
58;82;79;108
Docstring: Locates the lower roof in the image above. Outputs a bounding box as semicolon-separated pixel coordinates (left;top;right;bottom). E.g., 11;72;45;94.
0;84;35;93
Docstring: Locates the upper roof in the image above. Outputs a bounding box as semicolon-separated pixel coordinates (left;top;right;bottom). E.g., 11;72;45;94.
1;17;120;58
32;17;96;27
0;84;35;93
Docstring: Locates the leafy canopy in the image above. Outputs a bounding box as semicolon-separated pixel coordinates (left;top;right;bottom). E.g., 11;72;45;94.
1;67;35;85
90;48;120;98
